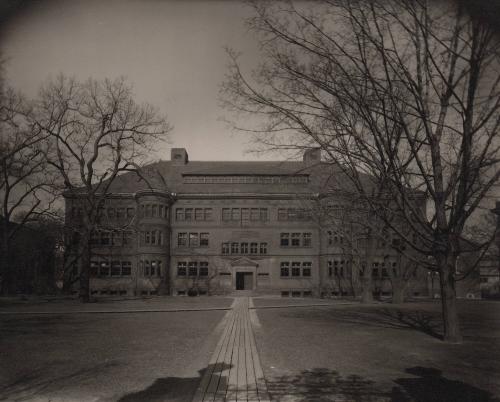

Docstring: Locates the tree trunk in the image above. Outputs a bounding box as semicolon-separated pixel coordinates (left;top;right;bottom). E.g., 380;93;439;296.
439;255;462;343
0;223;15;296
391;277;406;304
79;244;91;302
361;276;373;303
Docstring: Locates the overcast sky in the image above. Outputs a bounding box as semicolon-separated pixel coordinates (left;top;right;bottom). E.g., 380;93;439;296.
0;0;274;161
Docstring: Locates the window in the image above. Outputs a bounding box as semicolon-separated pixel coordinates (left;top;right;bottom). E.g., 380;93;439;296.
278;208;311;221
250;242;258;254
241;242;249;254
116;208;125;218
111;261;121;276
122;261;132;276
291;262;301;276
278;209;287;221
143;260;151;276
260;208;268;221
176;208;184;221
107;208;115;218
145;205;152;217
199;262;209;276
291;233;301;247
328;260;333;277
100;261;110;276
303;233;312;247
231;208;240;221
152;204;158;217
231;242;239;254
177;262;187;276
195;208;203;220
260;243;267;254
123;231;133;245
280;262;290;277
145;231;151;244
178;232;187;247
185;208;193;220
90;261;99;277
222;208;231;221
302;262;312;277
189;233;199;247
250;208;259;221
159;205;164;218
126;207;135;218
204;208;213;220
241;208;250;221
222;242;230;254
188;262;198;277
101;231;110;246
200;233;209;247
280;233;290;247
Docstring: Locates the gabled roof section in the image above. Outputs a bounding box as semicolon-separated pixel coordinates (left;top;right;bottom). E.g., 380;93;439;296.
230;256;260;267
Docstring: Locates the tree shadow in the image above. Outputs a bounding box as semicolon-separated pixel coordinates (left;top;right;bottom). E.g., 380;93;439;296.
265;367;499;402
117;362;232;402
376;309;443;340
392;366;500;402
266;368;392;402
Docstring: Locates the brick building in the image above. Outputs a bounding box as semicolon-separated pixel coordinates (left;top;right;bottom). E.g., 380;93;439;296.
65;148;431;297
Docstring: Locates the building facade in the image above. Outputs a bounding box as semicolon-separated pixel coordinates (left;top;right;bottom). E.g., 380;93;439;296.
65;148;432;298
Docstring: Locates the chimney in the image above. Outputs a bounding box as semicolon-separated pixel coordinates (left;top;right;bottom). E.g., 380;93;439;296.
303;148;321;166
171;148;188;165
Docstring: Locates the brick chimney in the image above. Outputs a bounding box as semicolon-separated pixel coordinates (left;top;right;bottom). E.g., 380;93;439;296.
303;148;321;166
171;148;188;165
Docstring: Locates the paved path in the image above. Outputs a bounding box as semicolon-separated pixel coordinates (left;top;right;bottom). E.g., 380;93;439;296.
193;297;270;402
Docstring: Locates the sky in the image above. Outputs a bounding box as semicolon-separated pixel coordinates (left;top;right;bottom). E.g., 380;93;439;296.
0;0;273;162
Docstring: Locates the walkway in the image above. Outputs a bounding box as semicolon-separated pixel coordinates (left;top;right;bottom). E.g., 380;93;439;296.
193;297;270;402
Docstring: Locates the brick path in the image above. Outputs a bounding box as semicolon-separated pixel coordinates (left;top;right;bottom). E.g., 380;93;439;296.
193;297;270;402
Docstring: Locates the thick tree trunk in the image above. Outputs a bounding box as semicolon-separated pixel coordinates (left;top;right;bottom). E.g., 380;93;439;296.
1;224;15;296
361;276;373;303
391;278;406;304
438;255;462;343
79;244;91;302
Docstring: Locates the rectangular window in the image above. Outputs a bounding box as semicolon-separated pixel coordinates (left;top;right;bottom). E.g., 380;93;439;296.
152;204;158;217
222;208;231;221
176;208;184;221
328;260;333;277
327;231;333;246
195;208;204;220
151;230;157;245
280;233;290;247
188;262;198;277
200;233;209;247
231;242;239;254
291;262;301;277
302;262;312;277
280;262;290;277
145;205;152;217
99;261;110;276
291;233;301;247
222;242;230;254
250;242;258;254
260;242;267;254
111;261;121;276
204;208;213;221
278;208;287;221
122;261;132;276
241;242;249;254
303;233;312;247
143;260;150;276
185;208;193;221
241;208;250;221
177;262;187;276
159;205;164;218
250;208;259;221
145;231;151;245
189;233;199;247
127;207;135;218
260;208;268;221
151;261;157;276
177;232;187;247
101;231;110;246
231;208;240;221
116;208;125;218
199;262;209;276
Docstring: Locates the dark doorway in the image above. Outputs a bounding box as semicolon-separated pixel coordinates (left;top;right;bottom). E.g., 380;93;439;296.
236;272;253;290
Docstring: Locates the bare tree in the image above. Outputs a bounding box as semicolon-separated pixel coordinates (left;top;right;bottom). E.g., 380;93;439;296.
221;0;500;342
31;75;172;302
0;87;57;295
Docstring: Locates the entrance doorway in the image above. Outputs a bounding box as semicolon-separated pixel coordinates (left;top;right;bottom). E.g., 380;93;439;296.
235;272;253;290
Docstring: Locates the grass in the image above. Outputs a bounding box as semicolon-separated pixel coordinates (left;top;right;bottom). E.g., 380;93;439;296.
0;297;233;402
253;299;500;402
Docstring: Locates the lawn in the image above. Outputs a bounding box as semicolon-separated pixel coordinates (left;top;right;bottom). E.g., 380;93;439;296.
253;299;500;402
0;297;233;402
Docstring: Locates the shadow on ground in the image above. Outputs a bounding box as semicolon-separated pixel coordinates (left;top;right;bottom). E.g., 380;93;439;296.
283;307;444;340
118;363;232;402
265;367;499;402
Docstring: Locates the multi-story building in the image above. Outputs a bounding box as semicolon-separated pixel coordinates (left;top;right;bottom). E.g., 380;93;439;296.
65;147;432;297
